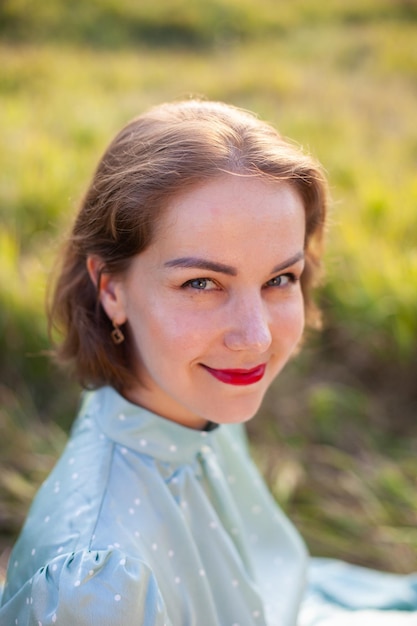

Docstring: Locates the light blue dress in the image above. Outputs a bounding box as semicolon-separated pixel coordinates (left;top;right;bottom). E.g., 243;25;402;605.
1;386;416;625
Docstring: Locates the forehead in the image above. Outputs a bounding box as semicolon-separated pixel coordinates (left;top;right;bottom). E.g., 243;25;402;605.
155;175;305;246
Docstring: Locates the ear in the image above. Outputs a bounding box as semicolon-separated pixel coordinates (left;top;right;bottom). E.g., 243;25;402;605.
86;255;127;325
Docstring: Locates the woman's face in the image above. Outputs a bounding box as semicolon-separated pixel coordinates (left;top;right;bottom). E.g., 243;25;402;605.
100;175;306;429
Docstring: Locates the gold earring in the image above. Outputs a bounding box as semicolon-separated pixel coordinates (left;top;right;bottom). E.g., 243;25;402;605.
111;321;125;344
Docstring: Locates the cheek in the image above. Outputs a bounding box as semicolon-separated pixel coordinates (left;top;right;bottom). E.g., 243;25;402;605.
273;297;305;342
290;294;305;329
136;305;214;353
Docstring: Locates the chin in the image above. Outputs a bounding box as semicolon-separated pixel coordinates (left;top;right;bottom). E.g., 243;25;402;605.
208;396;264;426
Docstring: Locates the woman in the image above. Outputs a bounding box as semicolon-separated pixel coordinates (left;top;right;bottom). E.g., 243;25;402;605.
1;100;416;625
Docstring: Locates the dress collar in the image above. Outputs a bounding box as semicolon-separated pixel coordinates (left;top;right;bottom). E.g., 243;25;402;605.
80;386;219;464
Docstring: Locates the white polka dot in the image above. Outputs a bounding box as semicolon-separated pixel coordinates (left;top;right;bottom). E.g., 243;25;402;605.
52;564;58;572
68;457;75;465
30;597;33;604
74;580;81;587
140;439;147;447
252;610;261;618
180;500;188;509
227;474;236;484
38;621;42;626
174;576;181;584
129;508;135;515
119;558;126;565
134;531;140;538
134;498;141;506
52;615;57;623
57;546;63;554
99;433;105;440
152;543;158;551
251;505;262;515
53;485;60;494
108;544;114;549
114;542;120;548
230;527;239;535
72;472;78;480
31;549;36;556
169;444;177;452
14;560;18;567
168;549;174;557
121;447;128;455
209;521;217;529
231;579;239;587
199;569;206;576
114;594;121;601
89;569;94;576
44;516;50;523
118;413;126;421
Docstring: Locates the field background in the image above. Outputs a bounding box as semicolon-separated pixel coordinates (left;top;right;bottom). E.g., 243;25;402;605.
1;0;417;577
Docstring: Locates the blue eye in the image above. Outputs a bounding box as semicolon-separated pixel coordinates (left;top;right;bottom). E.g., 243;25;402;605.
265;274;295;288
182;278;217;291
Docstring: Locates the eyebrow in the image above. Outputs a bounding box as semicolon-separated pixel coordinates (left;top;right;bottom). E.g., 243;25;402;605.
271;251;305;274
164;251;305;276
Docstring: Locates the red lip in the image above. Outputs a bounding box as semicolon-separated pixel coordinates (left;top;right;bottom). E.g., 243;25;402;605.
202;364;266;386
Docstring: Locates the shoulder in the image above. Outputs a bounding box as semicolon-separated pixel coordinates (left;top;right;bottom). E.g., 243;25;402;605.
0;549;171;625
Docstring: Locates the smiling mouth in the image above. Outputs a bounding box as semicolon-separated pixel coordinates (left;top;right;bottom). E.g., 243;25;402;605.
202;364;267;386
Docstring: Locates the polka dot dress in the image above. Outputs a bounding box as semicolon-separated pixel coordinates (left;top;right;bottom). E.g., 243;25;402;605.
0;386;307;625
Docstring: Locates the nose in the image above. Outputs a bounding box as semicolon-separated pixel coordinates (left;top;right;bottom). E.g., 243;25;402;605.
224;294;272;353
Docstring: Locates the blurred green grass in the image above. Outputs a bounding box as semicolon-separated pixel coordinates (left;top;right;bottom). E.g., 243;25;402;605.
1;0;416;574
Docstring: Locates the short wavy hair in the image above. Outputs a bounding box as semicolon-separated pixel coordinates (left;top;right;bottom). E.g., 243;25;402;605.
49;99;329;391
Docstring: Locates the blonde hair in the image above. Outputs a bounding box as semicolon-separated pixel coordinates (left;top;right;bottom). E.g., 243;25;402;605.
49;99;328;390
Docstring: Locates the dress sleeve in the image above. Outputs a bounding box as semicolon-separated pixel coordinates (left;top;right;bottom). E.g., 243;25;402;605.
0;549;172;626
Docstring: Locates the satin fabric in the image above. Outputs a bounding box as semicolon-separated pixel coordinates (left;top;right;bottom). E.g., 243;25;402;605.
0;386;307;625
1;386;417;625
